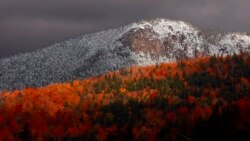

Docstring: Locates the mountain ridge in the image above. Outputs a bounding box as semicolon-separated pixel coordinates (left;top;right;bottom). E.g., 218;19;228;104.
1;18;250;91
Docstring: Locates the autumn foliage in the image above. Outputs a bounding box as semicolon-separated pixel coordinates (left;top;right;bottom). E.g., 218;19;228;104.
0;53;250;140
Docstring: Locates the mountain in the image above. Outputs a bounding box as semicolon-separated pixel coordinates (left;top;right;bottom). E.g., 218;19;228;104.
1;18;250;91
1;54;250;140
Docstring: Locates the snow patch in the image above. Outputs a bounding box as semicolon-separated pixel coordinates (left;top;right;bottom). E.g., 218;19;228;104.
130;52;173;66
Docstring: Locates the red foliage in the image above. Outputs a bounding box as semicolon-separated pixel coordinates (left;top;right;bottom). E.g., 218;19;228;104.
0;54;249;140
187;95;196;104
52;125;65;139
178;107;189;117
166;112;176;124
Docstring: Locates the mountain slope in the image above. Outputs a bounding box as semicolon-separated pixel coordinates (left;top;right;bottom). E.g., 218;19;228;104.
0;54;250;140
1;18;250;91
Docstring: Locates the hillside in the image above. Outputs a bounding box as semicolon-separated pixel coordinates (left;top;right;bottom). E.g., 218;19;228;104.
0;53;250;141
1;18;250;91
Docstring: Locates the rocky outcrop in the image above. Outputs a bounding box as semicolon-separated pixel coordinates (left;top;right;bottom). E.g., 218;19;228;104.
120;28;163;56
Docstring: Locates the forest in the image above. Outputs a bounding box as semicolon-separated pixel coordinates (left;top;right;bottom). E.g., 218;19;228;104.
0;53;250;141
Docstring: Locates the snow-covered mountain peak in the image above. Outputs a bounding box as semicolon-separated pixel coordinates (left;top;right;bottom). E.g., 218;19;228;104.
135;18;200;40
1;18;250;91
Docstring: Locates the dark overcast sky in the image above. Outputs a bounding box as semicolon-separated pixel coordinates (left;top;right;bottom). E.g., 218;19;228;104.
0;0;250;58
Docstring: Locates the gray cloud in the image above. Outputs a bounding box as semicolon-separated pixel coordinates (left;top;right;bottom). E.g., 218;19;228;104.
0;0;250;58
